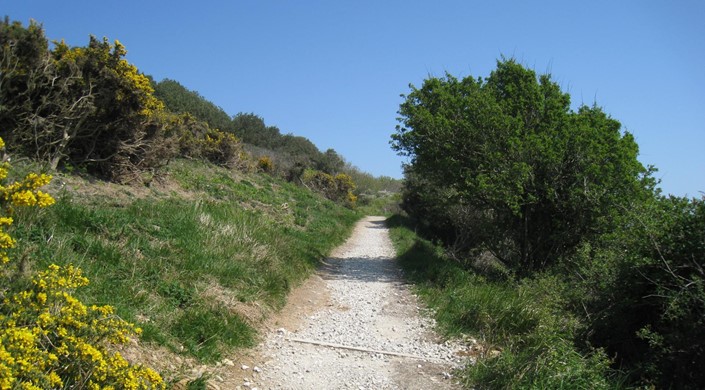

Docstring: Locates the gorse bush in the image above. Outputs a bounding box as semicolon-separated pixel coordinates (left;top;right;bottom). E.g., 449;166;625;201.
1;265;164;389
0;137;164;389
257;155;275;173
198;128;244;169
301;169;357;208
0;19;175;182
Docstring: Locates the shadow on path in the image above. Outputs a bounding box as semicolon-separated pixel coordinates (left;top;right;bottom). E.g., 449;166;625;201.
320;256;405;283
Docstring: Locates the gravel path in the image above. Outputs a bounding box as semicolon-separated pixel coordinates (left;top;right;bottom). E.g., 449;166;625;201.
246;216;466;389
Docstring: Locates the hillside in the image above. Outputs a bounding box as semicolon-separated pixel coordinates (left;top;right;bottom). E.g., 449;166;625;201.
5;156;361;385
0;19;406;388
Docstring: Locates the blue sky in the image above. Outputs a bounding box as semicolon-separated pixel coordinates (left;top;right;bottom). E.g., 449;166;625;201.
4;1;704;196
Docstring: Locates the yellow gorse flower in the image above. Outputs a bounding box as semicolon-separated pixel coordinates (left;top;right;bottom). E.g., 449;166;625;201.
0;136;164;389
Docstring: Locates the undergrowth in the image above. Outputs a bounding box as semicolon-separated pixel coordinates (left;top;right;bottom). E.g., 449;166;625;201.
387;214;622;389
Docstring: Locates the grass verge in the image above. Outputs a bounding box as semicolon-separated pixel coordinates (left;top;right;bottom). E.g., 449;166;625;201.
386;214;621;389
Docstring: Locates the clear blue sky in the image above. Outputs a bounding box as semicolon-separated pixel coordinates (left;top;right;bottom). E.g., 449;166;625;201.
4;1;704;197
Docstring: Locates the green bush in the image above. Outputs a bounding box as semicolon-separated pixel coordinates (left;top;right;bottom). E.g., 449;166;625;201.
257;155;275;173
388;215;617;389
301;169;357;208
572;196;705;388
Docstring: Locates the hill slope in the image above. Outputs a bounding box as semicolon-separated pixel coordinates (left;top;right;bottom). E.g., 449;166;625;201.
9;158;360;383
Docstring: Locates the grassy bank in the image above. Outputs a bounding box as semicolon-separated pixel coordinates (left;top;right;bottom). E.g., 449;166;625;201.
9;158;359;365
387;215;620;389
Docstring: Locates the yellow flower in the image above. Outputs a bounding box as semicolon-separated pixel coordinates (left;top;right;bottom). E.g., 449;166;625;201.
0;139;164;389
35;191;55;207
11;190;37;207
23;173;52;189
0;231;16;249
36;293;47;305
48;372;62;387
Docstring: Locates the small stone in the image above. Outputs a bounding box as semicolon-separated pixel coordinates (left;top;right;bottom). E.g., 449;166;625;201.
222;358;235;367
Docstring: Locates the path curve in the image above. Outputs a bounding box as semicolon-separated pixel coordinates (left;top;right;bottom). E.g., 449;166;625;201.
246;216;466;389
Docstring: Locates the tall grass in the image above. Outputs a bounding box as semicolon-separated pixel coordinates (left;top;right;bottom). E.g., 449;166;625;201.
387;215;620;389
9;158;359;363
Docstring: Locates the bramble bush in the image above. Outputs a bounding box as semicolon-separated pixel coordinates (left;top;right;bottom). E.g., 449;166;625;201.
0;137;164;389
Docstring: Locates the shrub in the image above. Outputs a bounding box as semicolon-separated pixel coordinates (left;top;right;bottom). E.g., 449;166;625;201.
300;169;357;208
392;60;648;275
389;216;617;389
257;155;275;173
301;169;335;197
198;129;247;170
0;20;176;182
574;196;705;388
0;137;164;389
333;173;357;208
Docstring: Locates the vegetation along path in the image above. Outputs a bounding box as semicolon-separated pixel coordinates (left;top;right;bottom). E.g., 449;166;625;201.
242;216;467;389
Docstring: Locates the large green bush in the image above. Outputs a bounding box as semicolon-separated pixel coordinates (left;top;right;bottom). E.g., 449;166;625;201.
392;59;648;274
391;59;703;388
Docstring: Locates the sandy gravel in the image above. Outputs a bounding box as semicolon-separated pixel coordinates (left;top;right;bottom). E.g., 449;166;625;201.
234;216;467;389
